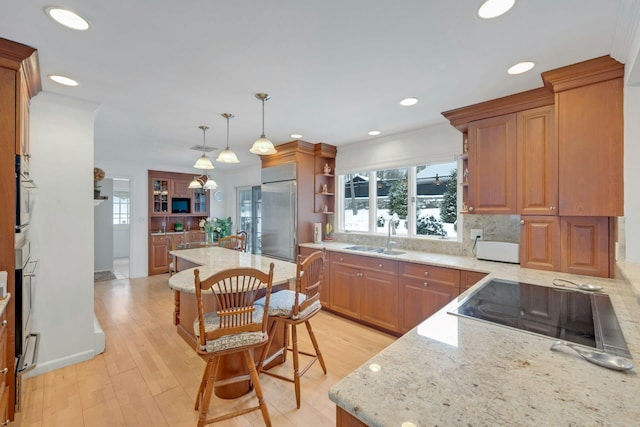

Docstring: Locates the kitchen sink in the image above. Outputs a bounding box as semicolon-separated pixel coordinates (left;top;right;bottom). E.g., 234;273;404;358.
344;245;406;256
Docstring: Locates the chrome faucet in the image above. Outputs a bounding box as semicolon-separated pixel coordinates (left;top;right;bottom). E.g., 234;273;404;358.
386;214;398;252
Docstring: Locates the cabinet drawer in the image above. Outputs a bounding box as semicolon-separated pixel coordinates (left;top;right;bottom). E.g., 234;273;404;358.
152;235;167;244
331;252;397;274
400;262;460;286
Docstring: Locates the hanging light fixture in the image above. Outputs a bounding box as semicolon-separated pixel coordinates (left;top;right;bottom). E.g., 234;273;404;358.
193;125;214;169
216;113;240;163
188;174;217;191
250;93;277;155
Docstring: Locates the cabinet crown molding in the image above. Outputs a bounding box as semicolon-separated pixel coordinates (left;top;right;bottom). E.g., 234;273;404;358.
541;55;624;93
0;37;42;99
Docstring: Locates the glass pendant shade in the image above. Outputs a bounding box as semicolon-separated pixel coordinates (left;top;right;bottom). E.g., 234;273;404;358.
251;93;277;155
250;135;277;155
216;148;239;163
217;113;240;163
194;125;214;169
203;178;218;190
193;155;214;169
188;178;203;189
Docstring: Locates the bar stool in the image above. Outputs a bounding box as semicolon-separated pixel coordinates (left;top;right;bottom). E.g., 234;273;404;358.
256;249;327;409
193;264;275;426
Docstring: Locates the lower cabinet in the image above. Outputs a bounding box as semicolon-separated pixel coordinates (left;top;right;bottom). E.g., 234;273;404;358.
460;270;488;294
329;252;399;332
399;263;460;333
0;308;8;426
149;234;169;275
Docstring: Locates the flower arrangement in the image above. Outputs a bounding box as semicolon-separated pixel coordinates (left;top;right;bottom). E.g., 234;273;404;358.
94;167;105;198
199;216;233;241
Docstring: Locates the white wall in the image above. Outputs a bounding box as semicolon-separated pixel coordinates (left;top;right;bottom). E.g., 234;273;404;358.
94;178;113;271
29;92;99;374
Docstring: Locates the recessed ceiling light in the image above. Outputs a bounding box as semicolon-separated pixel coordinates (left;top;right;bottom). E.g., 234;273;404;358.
400;97;419;106
48;75;79;86
507;61;535;75
290;134;303;139
368;130;381;136
478;0;515;19
45;7;90;31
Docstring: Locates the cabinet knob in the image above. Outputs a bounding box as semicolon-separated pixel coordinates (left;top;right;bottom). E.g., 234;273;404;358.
0;368;7;374
340;257;344;262
549;206;556;211
468;206;474;212
520;220;525;225
423;282;429;287
378;264;383;268
0;320;6;326
1;420;8;426
423;271;429;276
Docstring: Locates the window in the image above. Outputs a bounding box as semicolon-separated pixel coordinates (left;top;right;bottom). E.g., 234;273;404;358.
112;190;130;225
340;161;457;238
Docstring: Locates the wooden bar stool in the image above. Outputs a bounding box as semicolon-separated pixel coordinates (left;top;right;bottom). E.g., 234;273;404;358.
256;249;327;409
193;264;275;426
217;232;247;252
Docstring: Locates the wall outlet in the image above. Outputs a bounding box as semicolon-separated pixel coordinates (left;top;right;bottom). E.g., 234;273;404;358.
470;228;483;241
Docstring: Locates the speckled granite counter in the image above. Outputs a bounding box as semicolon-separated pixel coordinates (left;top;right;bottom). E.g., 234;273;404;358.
300;242;640;426
168;246;297;292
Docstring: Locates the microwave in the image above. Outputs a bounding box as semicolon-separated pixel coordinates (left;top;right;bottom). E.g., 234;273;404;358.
15;155;35;233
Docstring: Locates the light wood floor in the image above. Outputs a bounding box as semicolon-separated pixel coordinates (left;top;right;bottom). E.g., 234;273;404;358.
15;273;396;426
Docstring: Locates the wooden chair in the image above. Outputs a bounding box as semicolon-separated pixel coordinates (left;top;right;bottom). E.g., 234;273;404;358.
256;249;327;409
218;233;247;252
193;264;275;427
167;234;177;276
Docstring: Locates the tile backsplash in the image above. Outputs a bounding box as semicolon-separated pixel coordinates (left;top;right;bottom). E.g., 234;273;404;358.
332;214;521;257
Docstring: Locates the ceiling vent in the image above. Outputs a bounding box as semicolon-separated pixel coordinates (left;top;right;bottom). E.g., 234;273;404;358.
189;145;217;152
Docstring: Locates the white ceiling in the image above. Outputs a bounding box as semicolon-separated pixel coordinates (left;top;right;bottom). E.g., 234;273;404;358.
1;1;637;173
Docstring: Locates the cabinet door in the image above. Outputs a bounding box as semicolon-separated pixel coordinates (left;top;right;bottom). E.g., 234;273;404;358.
300;247;330;307
360;270;398;332
517;105;558;215
557;78;623;216
192;188;208;214
561;216;612;278
459;270;488;293
400;278;458;333
172;179;191;198
467;113;517;214
520;216;561;271
150;235;169;274
151;179;170;214
329;261;360;318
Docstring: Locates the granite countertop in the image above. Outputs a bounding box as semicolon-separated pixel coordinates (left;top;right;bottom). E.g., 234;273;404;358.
305;242;640;426
168;246;297;293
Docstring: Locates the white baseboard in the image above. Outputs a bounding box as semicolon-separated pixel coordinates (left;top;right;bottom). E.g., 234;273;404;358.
94;315;105;355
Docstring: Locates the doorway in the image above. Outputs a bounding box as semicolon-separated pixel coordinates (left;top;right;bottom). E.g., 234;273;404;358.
237;185;261;254
112;178;131;278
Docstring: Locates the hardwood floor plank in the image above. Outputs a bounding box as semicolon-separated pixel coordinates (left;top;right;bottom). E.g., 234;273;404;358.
15;274;396;426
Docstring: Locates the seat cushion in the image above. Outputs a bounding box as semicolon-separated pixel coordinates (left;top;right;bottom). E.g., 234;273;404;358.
255;290;321;320
194;305;266;353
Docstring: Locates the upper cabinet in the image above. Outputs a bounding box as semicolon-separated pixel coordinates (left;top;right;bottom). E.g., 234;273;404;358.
541;56;624;217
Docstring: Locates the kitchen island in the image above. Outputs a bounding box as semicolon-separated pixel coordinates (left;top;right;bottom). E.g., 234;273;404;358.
300;242;640;426
168;246;298;398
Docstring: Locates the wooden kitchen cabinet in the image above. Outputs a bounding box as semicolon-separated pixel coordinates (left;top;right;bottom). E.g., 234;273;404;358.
516;105;558;215
467;113;517;214
171;178;191;198
399;263;460;333
520;216;561;272
560;216;613;278
0;307;9;425
150;234;170;275
541;56;624;217
459;270;488;293
329;252;399;333
299;246;331;307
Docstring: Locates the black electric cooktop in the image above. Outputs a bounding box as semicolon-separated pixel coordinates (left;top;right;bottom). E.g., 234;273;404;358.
449;279;631;358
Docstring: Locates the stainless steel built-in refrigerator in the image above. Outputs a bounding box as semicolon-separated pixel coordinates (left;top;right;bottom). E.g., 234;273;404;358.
261;164;297;261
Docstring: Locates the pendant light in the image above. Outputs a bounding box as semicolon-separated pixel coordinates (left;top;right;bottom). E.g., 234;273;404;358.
216;113;240;163
188;174;217;191
250;93;277;155
193;125;214;169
